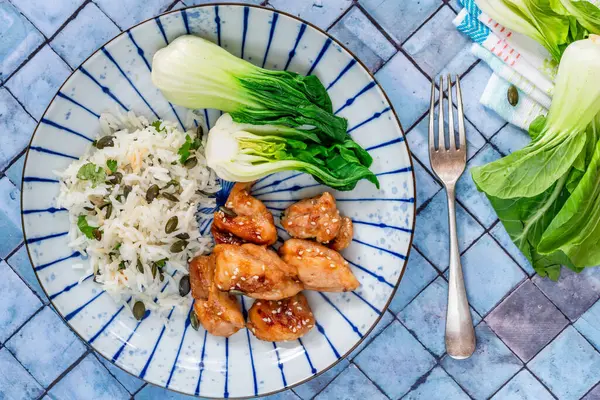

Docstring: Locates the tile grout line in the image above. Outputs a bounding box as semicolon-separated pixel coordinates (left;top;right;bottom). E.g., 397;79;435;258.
3;242;50;306
37;348;92;398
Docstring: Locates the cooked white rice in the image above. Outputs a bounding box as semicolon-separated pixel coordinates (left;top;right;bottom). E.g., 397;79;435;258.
56;111;219;316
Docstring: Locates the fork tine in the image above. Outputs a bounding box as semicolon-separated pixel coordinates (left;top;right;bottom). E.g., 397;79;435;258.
438;76;445;150
447;74;456;150
429;80;436;153
455;75;466;149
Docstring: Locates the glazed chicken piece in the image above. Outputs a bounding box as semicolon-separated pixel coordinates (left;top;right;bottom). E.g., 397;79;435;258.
194;290;245;337
213;243;303;300
281;192;342;244
247;293;315;341
329;216;353;251
213;182;277;245
189;254;215;300
211;224;246;245
279;239;360;292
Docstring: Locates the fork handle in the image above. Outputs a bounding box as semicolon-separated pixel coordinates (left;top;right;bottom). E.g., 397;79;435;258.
445;185;476;359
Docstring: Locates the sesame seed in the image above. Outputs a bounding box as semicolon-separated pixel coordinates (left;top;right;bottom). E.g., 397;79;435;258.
261;265;266;271
238;221;244;225
234;268;239;274
306;249;312;252
297;256;302;260
297;307;303;310
236;283;241;287
277;301;282;305
310;221;316;226
246;201;251;206
320;207;326;211
292;327;297;333
286;311;293;316
217;285;222;290
324;222;329;227
217;312;222;316
329;263;335;268
301;320;307;325
272;310;277;314
293;301;298;305
326;229;330;234
227;202;233;207
307;325;314;328
263;318;269;322
332;218;339;223
240;277;246;281
277;308;281;313
257;302;262;306
253;275;259;280
225;271;229;276
252;328;256;333
298;250;304;255
326;256;332;260
203;302;208;307
288;221;293;226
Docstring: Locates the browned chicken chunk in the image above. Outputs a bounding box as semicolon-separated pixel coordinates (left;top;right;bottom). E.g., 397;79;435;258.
247;293;315;341
213;244;303;300
329;216;353;251
213;182;277;245
189;255;215;300
280;239;360;292
211;224;246;245
281;192;342;243
194;290;245;337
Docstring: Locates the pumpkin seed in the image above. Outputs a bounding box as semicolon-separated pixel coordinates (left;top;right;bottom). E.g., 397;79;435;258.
123;185;132;198
184;157;198;169
175;232;190;240
110;172;122;185
219;206;237;217
104;203;112;219
507;85;519;106
190;310;199;331
165;216;179;233
179;275;191;296
83;206;95;212
159;271;165;282
196;125;204;138
161;193;179;202
151;262;158;278
162;180;179;190
146;184;160;202
196;189;215;197
170;240;188;253
133;301;145;320
229;289;245;296
92;229;102;241
137;260;144;273
95;136;115;149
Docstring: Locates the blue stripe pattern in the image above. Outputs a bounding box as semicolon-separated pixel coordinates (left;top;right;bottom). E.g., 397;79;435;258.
224;337;230;398
40;118;93;142
195;330;209;396
65;290;106;321
315;322;340;358
155;17;168;44
241;298;258;396
353;219;413;234
30;146;78;160
79;67;129;111
23;177;60;183
347;259;394;288
241;6;249;59
284;23;306;71
35;251;81;271
297;338;317;374
334;81;377;115
327;59;356;90
27;231;68;244
272;342;287;387
352;291;381;314
365;135;404;151
139;306;176;379
49;273;93;300
166;303;195;388
262;13;279;68
215;6;221;46
319;293;363;337
88;298;132;344
348;107;391;133
307;38;331;76
56;92;100;118
22;207;67;214
353;237;406;260
181;9;190;34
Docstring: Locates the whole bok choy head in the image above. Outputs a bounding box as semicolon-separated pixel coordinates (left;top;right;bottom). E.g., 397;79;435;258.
205;114;379;191
471;35;600;280
475;0;600;61
151;35;347;143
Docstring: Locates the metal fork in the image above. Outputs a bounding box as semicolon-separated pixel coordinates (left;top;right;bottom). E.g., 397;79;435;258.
429;75;476;360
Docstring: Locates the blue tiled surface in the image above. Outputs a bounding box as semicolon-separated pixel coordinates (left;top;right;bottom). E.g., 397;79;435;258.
2;1;600;399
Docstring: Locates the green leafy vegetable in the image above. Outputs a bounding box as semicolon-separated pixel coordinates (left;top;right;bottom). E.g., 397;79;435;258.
151;35;347;143
106;160;118;173
151;120;165;132
77;215;100;240
178;134;201;163
77;163;106;188
557;0;600;35
205;114;378;191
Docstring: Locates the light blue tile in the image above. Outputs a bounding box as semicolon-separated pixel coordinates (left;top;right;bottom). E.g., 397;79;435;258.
184;0;263;5
461;234;525;316
95;0;172;30
314;364;387;400
403;6;474;79
328;6;396;72
0;2;44;82
0;260;42;342
0;89;37;171
348;310;394;359
269;0;352;29
359;0;441;44
441;323;522;399
459;63;506;137
293;359;350;400
485;280;568;362
413;190;484;271
354;321;436;398
583;383;600;400
533;267;600;321
5;153;25;188
413;160;442;209
6;306;86;387
457;144;501;227
399;277;481;357
403;366;470;400
51;2;121;69
490;123;531;156
11;0;83;37
490;223;534;275
375;51;432;130
7;244;47;302
406;102;486;173
170;1;188;10
135;384;199;399
491;370;554;400
529;326;600;400
261;390;302;400
6;45;71;119
575;298;600;353
388;248;438;314
438;44;479;83
97;354;144;395
0;177;23;259
0;347;44;400
50;353;130;400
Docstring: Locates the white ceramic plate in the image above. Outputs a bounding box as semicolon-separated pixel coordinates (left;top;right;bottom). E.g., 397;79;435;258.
21;4;415;398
